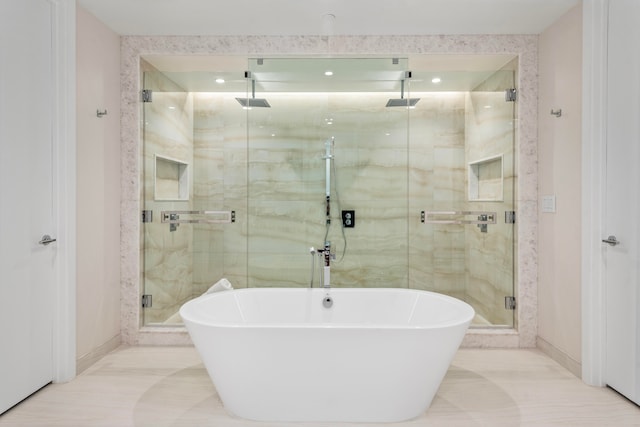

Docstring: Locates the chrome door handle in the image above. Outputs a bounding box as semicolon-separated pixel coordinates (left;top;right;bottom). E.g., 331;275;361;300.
602;235;620;246
39;234;57;246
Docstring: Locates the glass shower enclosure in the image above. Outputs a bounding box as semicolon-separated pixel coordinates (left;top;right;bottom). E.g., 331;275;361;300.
140;55;517;328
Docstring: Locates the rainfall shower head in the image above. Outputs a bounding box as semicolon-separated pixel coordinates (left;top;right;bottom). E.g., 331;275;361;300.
386;77;420;107
385;98;420;107
236;78;271;108
235;97;271;108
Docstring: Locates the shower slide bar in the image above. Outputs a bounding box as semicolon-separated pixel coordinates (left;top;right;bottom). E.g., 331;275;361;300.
421;210;496;225
161;210;236;224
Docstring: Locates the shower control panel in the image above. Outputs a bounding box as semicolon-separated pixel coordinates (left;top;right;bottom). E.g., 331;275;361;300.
342;210;355;228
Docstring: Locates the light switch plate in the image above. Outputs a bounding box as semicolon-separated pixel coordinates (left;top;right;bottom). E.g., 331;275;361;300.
542;195;556;213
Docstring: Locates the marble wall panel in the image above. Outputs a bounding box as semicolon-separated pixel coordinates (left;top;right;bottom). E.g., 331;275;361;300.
192;94;248;294
409;94;470;305
192;147;224;202
248;201;321;253
247;253;312;288
191;250;225;297
328;252;410;288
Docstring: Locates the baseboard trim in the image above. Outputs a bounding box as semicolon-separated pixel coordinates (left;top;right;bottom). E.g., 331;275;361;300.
76;334;122;374
537;336;582;378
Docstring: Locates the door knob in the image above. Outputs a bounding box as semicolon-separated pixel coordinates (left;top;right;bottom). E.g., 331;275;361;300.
602;235;620;246
38;234;57;245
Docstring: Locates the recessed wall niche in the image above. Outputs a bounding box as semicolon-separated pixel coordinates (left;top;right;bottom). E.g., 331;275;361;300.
154;154;189;201
468;154;503;201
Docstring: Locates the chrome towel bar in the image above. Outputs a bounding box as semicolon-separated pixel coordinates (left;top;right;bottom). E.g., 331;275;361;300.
161;210;235;224
421;210;496;225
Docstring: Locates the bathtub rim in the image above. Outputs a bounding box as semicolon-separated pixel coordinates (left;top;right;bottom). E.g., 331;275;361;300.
179;287;475;330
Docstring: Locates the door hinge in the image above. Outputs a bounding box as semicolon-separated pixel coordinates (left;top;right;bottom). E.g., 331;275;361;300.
141;294;153;308
142;210;153;223
505;211;516;224
505;88;517;102
505;296;516;310
142;89;153;103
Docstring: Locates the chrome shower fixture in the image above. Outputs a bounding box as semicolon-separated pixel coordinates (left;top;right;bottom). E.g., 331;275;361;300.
236;76;270;108
236;97;271;108
386;97;420;108
386;72;420;107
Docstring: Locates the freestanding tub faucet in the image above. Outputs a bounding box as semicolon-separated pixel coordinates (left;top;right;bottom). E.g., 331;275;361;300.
318;241;335;289
309;242;334;292
319;242;334;307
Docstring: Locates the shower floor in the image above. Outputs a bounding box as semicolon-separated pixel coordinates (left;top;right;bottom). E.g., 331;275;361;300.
1;346;637;426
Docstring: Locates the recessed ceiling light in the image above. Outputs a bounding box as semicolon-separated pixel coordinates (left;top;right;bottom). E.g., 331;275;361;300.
431;77;441;84
215;78;225;84
325;71;334;76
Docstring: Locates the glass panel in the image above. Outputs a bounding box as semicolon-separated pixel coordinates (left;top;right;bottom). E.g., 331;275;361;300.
408;61;516;328
141;61;248;326
139;55;517;328
245;58;410;288
141;67;194;325
466;66;516;328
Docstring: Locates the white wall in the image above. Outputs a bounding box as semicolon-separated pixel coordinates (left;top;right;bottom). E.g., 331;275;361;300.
76;6;121;372
537;4;583;376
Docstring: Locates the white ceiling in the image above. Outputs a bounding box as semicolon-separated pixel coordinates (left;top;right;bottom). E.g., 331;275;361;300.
77;0;580;36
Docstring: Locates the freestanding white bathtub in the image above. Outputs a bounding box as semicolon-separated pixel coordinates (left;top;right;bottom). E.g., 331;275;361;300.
180;287;474;423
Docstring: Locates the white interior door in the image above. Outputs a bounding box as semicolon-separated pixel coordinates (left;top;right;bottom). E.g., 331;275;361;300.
604;0;640;406
0;0;56;414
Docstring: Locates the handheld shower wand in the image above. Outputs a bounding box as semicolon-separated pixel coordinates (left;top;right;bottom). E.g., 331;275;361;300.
324;137;334;226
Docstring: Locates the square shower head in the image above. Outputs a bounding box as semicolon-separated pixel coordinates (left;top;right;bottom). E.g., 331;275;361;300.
236;97;271;108
385;98;420;107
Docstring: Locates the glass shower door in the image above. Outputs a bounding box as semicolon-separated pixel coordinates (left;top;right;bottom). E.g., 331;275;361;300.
140;69;195;325
140;64;249;326
140;65;250;325
464;70;516;328
409;68;517;328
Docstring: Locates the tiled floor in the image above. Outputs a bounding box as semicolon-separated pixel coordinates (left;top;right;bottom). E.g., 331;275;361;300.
1;346;638;426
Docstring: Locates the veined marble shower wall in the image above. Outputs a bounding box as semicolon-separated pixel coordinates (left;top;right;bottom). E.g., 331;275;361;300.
142;65;195;324
140;56;517;327
246;91;411;289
